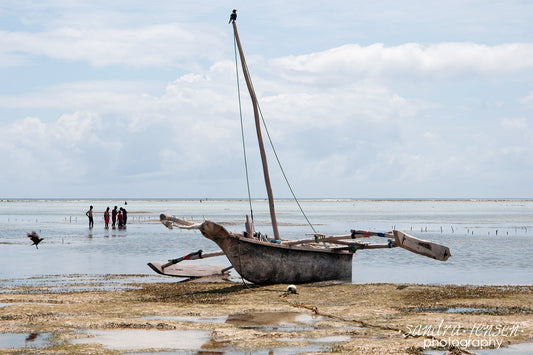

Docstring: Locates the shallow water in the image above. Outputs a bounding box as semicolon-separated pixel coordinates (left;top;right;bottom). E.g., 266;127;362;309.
425;342;533;355
1;199;532;288
145;315;228;323
71;329;210;351
226;311;322;331
404;306;531;315
68;329;532;355
70;327;343;354
0;332;52;349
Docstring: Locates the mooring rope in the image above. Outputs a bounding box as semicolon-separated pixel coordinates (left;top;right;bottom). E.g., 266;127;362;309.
279;295;474;354
233;31;254;223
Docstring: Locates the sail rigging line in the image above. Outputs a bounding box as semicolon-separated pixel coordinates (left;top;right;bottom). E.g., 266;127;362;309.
256;100;318;234
235;37;317;235
233;31;254;224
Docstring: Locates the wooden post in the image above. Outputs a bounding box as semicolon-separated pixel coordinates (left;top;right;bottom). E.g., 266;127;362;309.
245;214;254;238
232;22;280;240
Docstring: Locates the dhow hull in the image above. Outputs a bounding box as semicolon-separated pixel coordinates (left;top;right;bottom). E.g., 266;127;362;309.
199;221;353;285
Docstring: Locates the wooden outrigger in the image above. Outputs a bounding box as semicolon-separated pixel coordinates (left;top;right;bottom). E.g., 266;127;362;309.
148;18;451;284
155;215;450;284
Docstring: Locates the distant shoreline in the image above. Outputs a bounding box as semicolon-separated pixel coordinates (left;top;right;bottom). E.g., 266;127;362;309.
2;198;533;202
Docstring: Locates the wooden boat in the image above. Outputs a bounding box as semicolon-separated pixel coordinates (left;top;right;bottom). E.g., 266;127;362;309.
196;220;353;284
149;19;451;285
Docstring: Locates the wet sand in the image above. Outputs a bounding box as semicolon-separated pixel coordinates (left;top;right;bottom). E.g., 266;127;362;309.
0;276;531;354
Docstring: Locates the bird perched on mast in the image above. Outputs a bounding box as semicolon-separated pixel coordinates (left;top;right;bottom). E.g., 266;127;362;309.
228;9;237;24
27;231;43;249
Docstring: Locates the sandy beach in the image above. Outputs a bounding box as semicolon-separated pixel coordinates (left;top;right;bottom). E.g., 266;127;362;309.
1;276;531;354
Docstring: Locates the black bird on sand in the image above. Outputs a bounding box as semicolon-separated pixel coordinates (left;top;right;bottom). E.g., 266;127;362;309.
27;231;43;249
228;9;237;24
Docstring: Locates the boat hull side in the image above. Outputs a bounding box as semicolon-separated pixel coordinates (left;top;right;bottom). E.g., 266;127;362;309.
199;221;353;285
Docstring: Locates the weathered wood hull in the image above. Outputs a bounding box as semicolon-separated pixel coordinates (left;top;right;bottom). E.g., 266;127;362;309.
199;220;354;285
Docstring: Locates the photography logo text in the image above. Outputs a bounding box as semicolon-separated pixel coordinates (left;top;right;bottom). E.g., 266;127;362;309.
401;320;523;349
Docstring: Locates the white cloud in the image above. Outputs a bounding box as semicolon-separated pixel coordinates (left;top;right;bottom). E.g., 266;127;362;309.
500;117;527;129
0;113;97;184
520;91;533;104
1;1;533;198
1;38;532;197
0;23;224;67
272;43;533;83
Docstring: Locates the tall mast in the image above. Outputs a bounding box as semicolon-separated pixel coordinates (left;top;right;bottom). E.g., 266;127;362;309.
232;22;280;240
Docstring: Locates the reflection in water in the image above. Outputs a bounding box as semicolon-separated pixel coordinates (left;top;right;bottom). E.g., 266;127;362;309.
0;332;50;348
25;332;39;342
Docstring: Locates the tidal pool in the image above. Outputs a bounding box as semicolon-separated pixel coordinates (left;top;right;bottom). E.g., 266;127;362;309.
145;315;228;323
225;311;322;331
425;342;533;355
0;332;52;349
71;329;210;351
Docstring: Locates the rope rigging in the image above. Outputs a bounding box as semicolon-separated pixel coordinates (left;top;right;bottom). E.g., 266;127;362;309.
232;27;317;234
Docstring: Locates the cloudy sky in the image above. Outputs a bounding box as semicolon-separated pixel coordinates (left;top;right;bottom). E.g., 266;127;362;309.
1;1;532;199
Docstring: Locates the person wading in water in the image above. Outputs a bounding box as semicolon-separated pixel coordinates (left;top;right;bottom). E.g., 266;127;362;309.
112;206;118;229
104;207;110;229
86;205;94;228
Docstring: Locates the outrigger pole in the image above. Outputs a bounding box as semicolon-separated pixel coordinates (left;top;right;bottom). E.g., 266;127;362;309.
232;21;280;240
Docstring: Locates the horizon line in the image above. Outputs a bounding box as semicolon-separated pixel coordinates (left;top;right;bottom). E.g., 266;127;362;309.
1;197;532;202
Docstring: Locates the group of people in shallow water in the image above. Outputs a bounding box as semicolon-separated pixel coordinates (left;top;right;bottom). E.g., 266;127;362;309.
86;205;128;229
